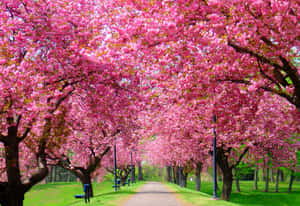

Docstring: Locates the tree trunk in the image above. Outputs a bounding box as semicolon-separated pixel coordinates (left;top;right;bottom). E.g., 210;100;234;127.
79;173;94;197
1;189;25;206
132;166;136;182
195;162;202;191
271;168;275;182
254;167;258;190
288;170;295;193
264;166;269;192
173;166;179;185
235;168;241;193
279;169;284;182
275;169;280;192
166;166;172;182
182;169;188;188
138;161;144;181
221;169;233;201
2;130;25;206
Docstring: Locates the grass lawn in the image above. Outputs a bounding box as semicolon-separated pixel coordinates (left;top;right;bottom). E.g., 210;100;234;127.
24;180;145;206
166;180;300;206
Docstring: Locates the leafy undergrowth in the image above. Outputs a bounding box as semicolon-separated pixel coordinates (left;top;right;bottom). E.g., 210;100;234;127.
165;181;300;206
24;180;145;206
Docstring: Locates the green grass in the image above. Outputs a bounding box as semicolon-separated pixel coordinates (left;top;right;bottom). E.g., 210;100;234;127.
166;180;300;206
24;180;145;206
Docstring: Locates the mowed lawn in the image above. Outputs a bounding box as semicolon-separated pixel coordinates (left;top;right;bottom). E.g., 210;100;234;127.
24;180;145;206
166;180;300;206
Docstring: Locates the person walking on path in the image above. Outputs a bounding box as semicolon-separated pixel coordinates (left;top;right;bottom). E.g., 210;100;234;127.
123;182;182;206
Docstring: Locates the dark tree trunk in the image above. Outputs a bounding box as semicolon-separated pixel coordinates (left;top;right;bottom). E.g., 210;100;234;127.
195;162;202;191
271;168;275;182
172;167;176;184
1;189;25;206
275;169;280;192
182;170;188;188
138;161;144;181
2;129;25;206
173;166;179;185
166;166;172;182
279;169;284;182
221;169;233;201
254;167;259;190
235;168;241;193
215;146;249;201
288;170;295;193
264;167;269;192
1;125;48;206
79;173;94;197
132;166;136;183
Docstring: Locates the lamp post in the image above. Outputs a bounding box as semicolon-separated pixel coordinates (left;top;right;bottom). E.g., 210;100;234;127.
212;114;218;199
130;149;137;184
130;151;134;184
113;137;118;192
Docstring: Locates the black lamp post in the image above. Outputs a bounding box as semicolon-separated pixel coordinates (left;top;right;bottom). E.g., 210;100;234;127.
212;114;218;199
113;137;118;192
130;151;134;184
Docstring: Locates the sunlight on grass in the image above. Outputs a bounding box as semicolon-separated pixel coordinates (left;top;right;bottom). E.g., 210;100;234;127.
24;181;145;206
165;181;300;206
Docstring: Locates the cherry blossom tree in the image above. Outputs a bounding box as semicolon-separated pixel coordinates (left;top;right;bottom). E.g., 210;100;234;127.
0;0;115;205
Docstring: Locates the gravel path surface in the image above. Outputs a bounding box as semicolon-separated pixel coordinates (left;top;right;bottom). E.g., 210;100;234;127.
122;181;182;206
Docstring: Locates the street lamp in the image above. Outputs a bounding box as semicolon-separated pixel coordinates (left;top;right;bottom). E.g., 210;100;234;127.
212;114;218;199
113;137;118;192
130;149;137;184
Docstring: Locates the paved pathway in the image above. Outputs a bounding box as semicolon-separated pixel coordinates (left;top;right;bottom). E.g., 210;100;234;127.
123;181;182;206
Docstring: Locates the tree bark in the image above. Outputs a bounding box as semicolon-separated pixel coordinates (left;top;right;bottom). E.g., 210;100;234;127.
222;169;233;201
275;169;280;192
173;166;179;185
279;169;284;181
1;126;48;206
235;168;241;193
264;166;269;192
182;170;188;188
254;167;258;190
0;188;25;206
1;127;25;206
166;166;172;182
288;170;295;193
78;172;94;197
271;168;275;182
195;162;202;191
138;161;144;181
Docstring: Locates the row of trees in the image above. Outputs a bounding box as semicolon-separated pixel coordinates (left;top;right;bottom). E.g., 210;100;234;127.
0;0;299;204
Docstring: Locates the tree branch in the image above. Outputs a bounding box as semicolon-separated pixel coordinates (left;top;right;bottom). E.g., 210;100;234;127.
218;78;297;107
87;146;111;173
228;39;283;71
257;60;281;88
231;147;249;169
18;127;31;143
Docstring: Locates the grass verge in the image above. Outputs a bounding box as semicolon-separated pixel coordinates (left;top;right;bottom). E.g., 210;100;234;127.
165;181;300;206
24;180;145;206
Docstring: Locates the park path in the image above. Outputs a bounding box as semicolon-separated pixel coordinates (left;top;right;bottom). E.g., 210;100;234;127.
122;181;182;206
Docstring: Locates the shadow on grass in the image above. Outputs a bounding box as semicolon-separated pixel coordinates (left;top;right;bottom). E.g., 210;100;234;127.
230;190;300;206
67;191;137;206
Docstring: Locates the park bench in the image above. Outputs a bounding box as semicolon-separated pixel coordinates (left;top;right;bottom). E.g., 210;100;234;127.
74;184;91;204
